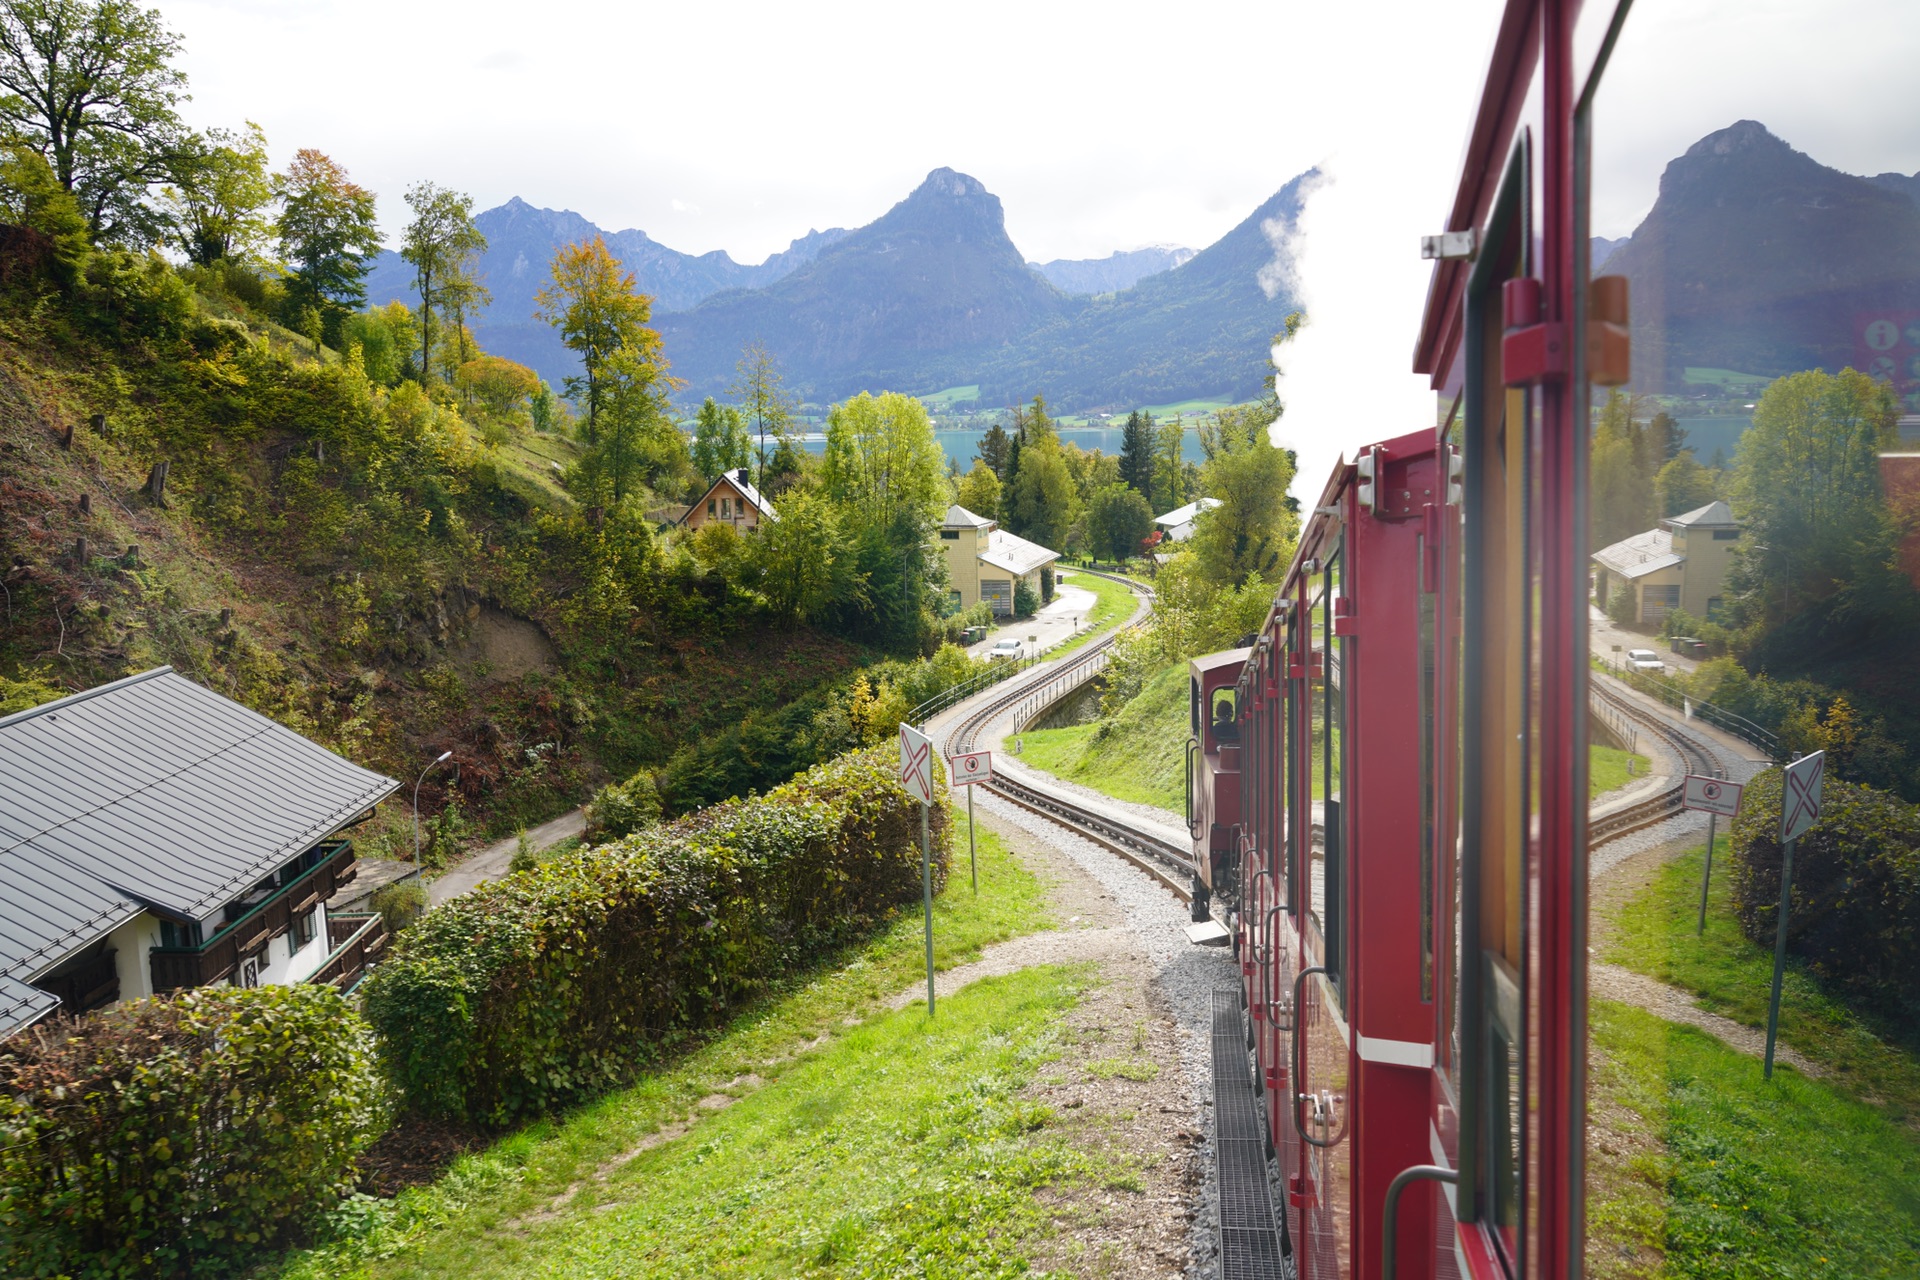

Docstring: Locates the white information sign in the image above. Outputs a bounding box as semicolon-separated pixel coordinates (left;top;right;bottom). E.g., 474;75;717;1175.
1780;751;1826;844
949;750;993;787
1682;775;1743;819
899;723;935;806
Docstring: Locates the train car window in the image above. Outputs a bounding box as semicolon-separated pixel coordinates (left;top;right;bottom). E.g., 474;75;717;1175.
1284;610;1301;912
1190;675;1201;739
1320;550;1346;996
1209;688;1238;743
1418;528;1437;1004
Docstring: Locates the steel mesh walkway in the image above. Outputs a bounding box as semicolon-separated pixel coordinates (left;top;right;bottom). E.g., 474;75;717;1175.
1212;988;1290;1279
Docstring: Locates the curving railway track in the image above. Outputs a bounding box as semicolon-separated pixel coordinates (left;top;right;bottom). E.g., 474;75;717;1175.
934;580;1748;914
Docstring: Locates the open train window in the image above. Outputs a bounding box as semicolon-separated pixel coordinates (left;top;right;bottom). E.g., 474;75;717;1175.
1209;687;1239;743
1308;546;1346;1000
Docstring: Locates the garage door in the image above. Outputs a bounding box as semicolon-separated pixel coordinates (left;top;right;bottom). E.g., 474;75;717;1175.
981;580;1013;615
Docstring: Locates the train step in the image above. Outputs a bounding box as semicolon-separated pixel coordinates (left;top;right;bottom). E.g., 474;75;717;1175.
1187;920;1232;947
1211;988;1291;1279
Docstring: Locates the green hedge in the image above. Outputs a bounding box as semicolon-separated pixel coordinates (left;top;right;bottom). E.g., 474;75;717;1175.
363;745;950;1125
0;985;384;1280
1731;768;1920;1020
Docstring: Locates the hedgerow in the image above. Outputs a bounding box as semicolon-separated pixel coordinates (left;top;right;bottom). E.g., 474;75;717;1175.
362;745;950;1125
0;985;384;1280
1731;768;1920;1020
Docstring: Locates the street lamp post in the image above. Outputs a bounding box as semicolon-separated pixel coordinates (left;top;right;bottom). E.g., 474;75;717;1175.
414;750;453;865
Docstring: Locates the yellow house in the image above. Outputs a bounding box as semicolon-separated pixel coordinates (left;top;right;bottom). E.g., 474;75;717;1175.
1592;500;1740;624
939;505;1059;616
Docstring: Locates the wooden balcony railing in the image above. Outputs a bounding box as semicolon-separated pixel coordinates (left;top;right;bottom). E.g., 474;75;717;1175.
150;840;359;992
306;913;388;992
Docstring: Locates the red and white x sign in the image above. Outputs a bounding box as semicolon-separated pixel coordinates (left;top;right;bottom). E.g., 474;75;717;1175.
1780;750;1825;844
899;723;934;806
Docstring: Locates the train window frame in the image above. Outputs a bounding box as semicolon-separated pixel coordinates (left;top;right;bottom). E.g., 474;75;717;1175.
1456;122;1534;1235
1319;543;1347;1001
1284;607;1303;914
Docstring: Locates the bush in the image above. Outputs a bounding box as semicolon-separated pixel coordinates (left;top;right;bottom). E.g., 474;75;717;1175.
1731;769;1920;1021
1040;565;1055;602
1014;579;1039;618
1607;582;1637;626
370;878;428;935
584;768;663;842
0;986;384;1280
362;745;950;1124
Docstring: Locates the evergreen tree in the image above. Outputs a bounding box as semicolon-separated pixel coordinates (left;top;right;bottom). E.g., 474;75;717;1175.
1120;409;1155;494
976;421;1012;478
274;149;380;348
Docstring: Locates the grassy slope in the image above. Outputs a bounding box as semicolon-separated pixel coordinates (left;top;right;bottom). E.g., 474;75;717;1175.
1016;662;1187;815
1587;839;1920;1277
278;811;1076;1278
1040;569;1136;660
1590;744;1652;798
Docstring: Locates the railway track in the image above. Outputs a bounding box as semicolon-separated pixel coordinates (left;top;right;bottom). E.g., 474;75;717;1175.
939;592;1734;914
937;571;1199;901
1586;679;1722;844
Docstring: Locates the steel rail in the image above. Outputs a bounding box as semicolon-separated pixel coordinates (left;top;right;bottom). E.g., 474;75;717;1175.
1587;682;1719;843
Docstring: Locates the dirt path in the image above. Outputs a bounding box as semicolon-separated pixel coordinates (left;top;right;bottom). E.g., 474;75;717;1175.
428;806;586;905
1590;962;1824;1077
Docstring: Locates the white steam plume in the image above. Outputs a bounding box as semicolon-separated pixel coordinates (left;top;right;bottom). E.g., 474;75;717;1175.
1266;0;1508;503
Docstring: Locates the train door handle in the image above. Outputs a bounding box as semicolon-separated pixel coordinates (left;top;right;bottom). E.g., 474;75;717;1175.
1185;737;1199;835
1290;967;1348;1149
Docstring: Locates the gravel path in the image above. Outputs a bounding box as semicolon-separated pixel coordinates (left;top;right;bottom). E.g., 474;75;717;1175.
972;791;1235;1279
1590;962;1824;1077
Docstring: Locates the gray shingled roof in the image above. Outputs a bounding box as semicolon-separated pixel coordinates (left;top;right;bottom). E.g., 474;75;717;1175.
0;668;398;1037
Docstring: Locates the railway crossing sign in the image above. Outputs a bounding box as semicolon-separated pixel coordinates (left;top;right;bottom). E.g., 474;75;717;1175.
1766;750;1825;1079
899;723;935;806
949;750;993;786
1780;751;1825;843
1683;775;1743;818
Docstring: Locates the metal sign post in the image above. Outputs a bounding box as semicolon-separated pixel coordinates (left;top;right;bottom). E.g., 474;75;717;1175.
1682;773;1744;935
949;750;994;893
900;723;936;1016
1765;751;1825;1079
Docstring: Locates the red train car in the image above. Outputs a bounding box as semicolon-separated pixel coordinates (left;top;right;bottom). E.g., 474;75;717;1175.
1188;0;1608;1274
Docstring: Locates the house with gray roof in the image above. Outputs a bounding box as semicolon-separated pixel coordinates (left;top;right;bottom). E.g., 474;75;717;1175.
0;667;399;1039
938;505;1059;615
1591;500;1740;625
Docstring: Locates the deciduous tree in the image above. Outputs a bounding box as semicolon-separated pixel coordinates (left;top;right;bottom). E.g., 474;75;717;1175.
160;121;271;265
1085;482;1154;562
1654;451;1716;518
535;236;656;444
1188;426;1297;587
955;458;1001;516
0;0;187;243
275;149;380;347
691;396;752;480
821;390;948;531
402;182;487;384
729;342;795;488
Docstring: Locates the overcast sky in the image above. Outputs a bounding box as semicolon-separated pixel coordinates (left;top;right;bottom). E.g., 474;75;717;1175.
153;0;1920;496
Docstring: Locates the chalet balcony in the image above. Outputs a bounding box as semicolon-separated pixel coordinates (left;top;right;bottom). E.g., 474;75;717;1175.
149;840;359;992
306;912;389;992
35;950;120;1016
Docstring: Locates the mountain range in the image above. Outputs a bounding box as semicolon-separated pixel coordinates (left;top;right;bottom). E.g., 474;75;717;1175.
1603;120;1920;391
365;174;1300;411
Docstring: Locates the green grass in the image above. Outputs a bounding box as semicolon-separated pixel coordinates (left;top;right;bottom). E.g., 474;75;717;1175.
1587;999;1920;1279
1603;838;1920;1126
919;384;981;408
276;810;1063;1279
1041;570;1138;660
1681;367;1772;389
1016;662;1188;815
1591;744;1652;798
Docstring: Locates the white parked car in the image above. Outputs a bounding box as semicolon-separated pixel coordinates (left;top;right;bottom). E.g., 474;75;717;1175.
1625;648;1665;674
986;638;1024;661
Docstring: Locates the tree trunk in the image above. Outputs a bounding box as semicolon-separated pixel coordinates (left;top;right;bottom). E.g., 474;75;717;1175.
145;460;169;507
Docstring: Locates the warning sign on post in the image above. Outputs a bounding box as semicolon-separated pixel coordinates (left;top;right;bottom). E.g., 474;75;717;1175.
899;723;935;806
949;750;993;786
1682;775;1743;818
1780;751;1826;844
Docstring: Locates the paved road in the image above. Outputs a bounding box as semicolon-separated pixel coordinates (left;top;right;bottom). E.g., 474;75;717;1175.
962;579;1098;660
428;805;587;905
1589;604;1700;676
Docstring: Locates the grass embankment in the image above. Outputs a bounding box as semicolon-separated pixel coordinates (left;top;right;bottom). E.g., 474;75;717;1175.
1042;570;1139;660
277;811;1116;1279
1591;744;1652;798
1017;662;1187;815
1586;840;1920;1277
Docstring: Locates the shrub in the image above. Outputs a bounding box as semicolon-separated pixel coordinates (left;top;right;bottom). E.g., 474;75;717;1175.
1730;769;1920;1021
370;878;428;935
362;745;950;1124
1607;582;1637;626
1014;579;1040;618
0;986;384;1280
584;768;663;843
1040;564;1055;602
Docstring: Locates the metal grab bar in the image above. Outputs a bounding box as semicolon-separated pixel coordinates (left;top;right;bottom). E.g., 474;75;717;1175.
1382;1165;1459;1280
1261;903;1290;1032
1185;737;1200;835
1290;966;1348;1149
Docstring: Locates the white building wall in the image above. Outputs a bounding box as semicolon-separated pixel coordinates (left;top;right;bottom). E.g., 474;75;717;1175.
105;912;161;1003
